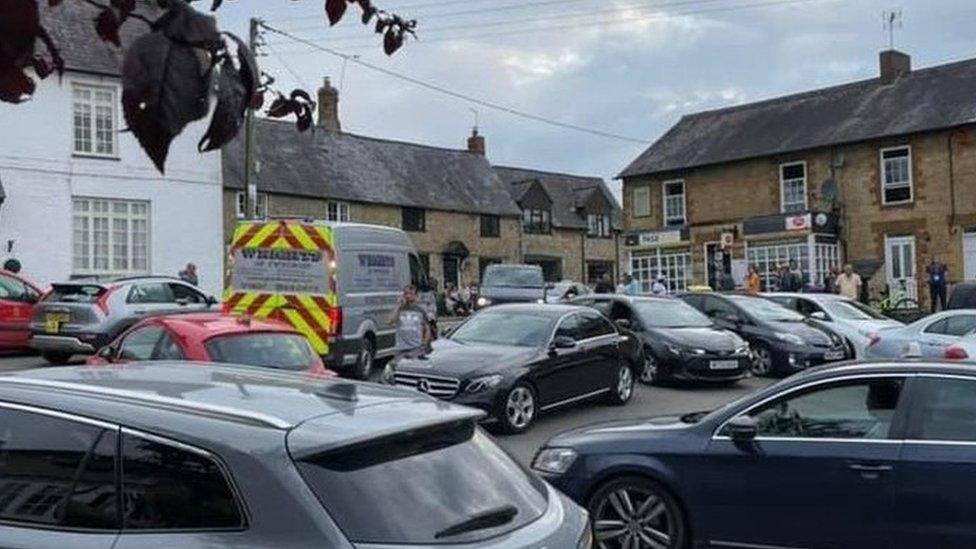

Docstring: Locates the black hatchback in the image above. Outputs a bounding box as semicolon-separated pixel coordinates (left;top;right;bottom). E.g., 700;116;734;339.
679;292;849;376
572;295;750;384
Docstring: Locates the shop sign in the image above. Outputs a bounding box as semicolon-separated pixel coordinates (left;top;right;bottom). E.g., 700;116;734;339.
637;230;683;246
785;214;811;231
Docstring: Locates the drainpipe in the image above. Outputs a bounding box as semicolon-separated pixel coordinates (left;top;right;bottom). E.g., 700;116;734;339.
581;232;586;282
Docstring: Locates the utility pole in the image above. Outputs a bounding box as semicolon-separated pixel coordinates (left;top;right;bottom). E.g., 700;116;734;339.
243;17;262;218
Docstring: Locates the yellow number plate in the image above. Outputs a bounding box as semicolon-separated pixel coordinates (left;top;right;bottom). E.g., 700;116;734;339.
45;313;70;334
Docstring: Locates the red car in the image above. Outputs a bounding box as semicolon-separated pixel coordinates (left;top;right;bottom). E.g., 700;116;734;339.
87;312;335;377
0;269;44;351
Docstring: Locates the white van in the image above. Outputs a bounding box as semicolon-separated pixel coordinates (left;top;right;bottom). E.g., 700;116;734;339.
224;220;435;378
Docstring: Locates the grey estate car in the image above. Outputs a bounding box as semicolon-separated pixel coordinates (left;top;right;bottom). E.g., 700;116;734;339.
0;363;591;549
29;276;214;363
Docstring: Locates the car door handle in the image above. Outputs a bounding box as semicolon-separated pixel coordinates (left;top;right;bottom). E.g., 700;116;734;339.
848;463;893;479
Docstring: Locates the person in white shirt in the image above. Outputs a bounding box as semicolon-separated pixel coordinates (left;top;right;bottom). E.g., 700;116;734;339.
651;275;668;296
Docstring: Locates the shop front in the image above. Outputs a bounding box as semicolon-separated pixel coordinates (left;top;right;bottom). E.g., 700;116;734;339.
743;211;842;292
625;228;692;293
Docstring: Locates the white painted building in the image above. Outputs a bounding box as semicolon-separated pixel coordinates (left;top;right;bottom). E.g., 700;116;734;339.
0;2;223;295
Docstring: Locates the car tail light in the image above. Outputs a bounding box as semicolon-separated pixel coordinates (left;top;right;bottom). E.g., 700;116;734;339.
95;286;117;315
327;307;342;336
945;346;969;360
867;333;881;348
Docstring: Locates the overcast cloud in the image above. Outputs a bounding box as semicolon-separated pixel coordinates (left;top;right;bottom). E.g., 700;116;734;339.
213;0;976;197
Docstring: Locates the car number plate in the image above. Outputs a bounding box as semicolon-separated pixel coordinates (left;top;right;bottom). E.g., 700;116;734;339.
45;313;70;334
710;360;739;370
824;350;845;361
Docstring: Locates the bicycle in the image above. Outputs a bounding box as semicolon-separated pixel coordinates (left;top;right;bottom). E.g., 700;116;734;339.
870;284;919;314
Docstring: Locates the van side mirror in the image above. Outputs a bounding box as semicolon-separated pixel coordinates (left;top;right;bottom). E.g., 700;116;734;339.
726;415;758;441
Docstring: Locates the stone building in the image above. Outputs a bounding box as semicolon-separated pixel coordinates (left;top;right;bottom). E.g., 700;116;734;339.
495;167;622;284
223;78;622;288
619;50;976;303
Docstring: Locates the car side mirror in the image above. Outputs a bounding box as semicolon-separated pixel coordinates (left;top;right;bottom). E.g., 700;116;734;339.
96;346;115;362
205;295;218;306
440;326;455;338
175;297;190;306
810;311;828;321
726;415;758;441
550;336;577;351
615;318;632;330
718;312;741;324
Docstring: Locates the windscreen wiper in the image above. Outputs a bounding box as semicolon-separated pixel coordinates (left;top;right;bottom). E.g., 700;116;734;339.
434;505;518;539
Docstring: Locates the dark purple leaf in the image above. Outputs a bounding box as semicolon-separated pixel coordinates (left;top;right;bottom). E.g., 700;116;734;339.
110;0;135;17
198;57;247;152
94;8;121;47
225;32;259;114
290;89;312;103
156;0;222;50
266;96;294;118
0;60;35;103
383;29;402;55
210;0;223;10
250;89;264;110
48;0;62;6
122;31;212;172
325;0;347;26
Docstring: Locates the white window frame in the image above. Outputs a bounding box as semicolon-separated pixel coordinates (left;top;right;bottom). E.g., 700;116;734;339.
587;213;610;238
234;191;268;218
662;179;686;227
630;248;691;293
72;197;150;277
325;200;350;223
72;82;119;158
779;161;808;213
880;146;914;205
632;186;651;218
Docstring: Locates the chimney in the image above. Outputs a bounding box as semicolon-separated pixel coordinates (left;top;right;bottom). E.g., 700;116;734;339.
317;77;341;132
467;128;485;156
879;50;911;85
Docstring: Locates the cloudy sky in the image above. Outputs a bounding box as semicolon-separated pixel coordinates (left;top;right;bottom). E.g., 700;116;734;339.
213;0;975;196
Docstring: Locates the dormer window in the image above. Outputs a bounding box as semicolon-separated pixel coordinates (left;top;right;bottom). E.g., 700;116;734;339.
522;209;551;234
587;214;610;237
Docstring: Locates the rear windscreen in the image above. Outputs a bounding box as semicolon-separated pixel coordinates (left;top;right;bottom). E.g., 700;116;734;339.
295;423;548;544
47;284;105;303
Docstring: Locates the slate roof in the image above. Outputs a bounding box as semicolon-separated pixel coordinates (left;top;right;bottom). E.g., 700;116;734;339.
223;119;522;217
494;166;622;230
40;0;159;76
619;56;976;178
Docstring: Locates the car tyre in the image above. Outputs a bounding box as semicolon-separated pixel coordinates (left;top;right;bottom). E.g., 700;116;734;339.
607;363;635;405
352;338;375;380
749;342;774;377
588;476;687;549
41;351;73;365
498;383;536;435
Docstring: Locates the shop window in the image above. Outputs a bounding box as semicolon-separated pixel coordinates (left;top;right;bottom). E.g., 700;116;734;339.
630;249;691;293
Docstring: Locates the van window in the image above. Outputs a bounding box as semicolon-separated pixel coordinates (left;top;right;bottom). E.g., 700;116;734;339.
0;407;118;529
351;253;400;293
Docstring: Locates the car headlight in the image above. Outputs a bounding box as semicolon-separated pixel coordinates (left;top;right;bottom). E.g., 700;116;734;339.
465;374;503;393
532;447;578;474
666;343;706;355
536;298;545;304
477;296;491;307
578;524;594;549
775;332;805;345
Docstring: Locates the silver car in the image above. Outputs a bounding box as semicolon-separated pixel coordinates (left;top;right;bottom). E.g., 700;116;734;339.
764;293;903;358
863;309;976;359
29;276;214;363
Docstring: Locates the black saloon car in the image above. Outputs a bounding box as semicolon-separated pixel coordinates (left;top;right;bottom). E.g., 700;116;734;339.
534;360;976;549
679;292;849;376
0;363;591;548
392;304;636;433
572;295;750;384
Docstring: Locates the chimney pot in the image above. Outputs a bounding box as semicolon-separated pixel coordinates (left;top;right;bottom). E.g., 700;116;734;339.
879;50;911;85
467;128;485;156
317;77;341;132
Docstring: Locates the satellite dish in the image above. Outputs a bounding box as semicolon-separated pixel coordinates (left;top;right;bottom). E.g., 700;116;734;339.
820;178;839;208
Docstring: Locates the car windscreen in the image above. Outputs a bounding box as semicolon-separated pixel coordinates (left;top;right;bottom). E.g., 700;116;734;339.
728;295;806;322
482;267;544;288
450;311;553;347
294;422;548;544
205;333;316;371
824;300;888;321
47;283;105;303
633;299;713;328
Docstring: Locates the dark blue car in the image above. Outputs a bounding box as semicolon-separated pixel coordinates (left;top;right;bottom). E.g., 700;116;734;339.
534;360;976;549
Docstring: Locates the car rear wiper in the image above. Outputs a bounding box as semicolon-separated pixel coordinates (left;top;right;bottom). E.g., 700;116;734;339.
434;505;518;539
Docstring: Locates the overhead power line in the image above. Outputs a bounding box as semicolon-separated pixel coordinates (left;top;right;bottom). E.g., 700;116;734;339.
271;0;838;51
259;22;650;145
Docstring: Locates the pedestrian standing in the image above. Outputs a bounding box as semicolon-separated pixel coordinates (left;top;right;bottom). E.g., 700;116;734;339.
388;284;432;358
744;265;761;295
779;261;801;292
178;263;198;286
595;273;615;294
824;266;840;294
651;275;667;296
926;258;949;312
836;264;862;301
625;274;642;295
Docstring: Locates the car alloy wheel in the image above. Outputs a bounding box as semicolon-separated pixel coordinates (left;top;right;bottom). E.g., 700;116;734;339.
504;385;535;433
640;354;658;385
590;477;684;549
750;343;773;377
610;365;634;404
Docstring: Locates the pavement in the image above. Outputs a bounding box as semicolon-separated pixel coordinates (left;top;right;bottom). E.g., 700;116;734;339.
0;349;775;467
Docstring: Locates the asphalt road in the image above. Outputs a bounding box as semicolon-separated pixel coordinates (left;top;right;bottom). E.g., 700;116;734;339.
0;350;775;467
